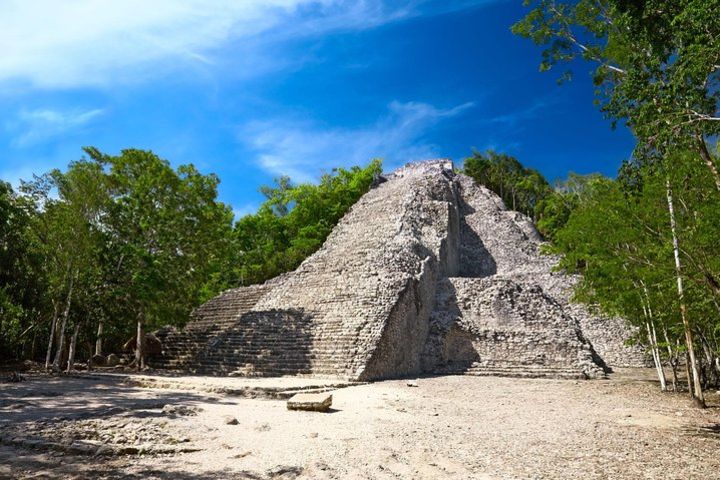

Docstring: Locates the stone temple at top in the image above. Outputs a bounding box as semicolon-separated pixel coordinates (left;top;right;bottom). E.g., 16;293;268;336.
152;160;645;380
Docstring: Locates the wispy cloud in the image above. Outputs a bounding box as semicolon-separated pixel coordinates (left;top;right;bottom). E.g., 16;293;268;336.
239;100;474;181
8;108;104;147
486;97;559;126
0;0;501;89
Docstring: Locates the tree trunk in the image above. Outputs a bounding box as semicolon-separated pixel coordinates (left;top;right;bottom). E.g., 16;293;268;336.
698;135;720;192
663;327;679;392
135;314;145;371
95;319;104;356
44;300;59;371
646;321;667;391
30;327;37;359
685;351;693;395
66;323;80;373
640;285;666;391
666;179;705;407
649;319;667;391
52;273;75;372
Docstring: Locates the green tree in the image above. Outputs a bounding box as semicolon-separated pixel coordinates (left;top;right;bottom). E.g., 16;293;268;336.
0;181;45;360
550;152;720;403
514;0;720;406
535;172;606;240
87;148;234;369
18;160;110;371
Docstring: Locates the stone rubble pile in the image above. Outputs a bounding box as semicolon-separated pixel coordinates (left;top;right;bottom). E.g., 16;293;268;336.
152;160;646;380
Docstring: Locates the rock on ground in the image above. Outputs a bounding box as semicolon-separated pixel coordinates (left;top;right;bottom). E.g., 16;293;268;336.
286;393;333;412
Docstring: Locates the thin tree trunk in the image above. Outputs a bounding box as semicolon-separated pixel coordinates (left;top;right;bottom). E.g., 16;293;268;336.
663;327;679;392
135;314;145;371
30;327;37;359
698;135;720;192
44;300;59;371
646;321;667;391
66;323;80;373
649;320;667;390
640;285;666;391
685;351;693;396
52;273;75;372
667;179;705;407
95;319;104;356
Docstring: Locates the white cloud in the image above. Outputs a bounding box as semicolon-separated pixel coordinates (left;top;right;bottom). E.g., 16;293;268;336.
8;107;104;146
239;100;474;181
0;0;499;89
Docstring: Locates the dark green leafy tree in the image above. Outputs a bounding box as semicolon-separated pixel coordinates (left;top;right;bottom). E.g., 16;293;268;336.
535;172;606;240
88;148;235;369
18;160;110;371
0;181;46;360
514;0;720;405
1;151;381;365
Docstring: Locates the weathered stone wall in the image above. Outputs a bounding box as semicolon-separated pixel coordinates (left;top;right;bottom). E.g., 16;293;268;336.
423;278;605;378
153;160;646;379
450;174;647;369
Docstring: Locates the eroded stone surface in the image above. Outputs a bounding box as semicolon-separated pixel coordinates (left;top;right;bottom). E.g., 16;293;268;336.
152;160;645;380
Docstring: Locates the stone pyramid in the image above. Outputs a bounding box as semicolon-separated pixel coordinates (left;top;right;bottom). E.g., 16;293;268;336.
152;160;645;380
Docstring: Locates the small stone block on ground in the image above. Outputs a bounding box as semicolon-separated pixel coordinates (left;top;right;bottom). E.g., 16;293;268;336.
286;393;332;412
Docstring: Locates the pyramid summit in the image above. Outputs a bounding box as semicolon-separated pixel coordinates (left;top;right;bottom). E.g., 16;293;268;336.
153;160;645;380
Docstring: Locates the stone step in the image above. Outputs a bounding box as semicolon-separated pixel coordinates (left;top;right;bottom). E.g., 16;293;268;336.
151;357;348;368
151;362;348;373
455;365;585;379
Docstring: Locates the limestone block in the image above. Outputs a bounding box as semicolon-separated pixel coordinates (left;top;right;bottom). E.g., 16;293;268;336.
286;393;333;412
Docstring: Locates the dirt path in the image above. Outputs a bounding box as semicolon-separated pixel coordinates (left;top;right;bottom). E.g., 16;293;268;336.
1;369;718;479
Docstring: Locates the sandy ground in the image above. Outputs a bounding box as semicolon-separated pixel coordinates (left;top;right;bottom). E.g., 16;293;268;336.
1;369;718;479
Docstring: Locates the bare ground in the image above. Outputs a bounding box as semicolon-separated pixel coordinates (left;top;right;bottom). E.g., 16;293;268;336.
0;369;718;479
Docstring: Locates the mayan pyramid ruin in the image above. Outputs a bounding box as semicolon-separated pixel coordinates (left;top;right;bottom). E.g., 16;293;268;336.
152;160;646;380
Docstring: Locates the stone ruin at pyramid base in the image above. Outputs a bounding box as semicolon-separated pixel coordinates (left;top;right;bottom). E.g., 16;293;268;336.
151;160;647;381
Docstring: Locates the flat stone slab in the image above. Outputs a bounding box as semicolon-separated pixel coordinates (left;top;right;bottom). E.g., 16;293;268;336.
286;393;332;412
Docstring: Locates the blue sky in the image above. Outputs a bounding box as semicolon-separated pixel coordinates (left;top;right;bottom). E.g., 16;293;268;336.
0;0;635;217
